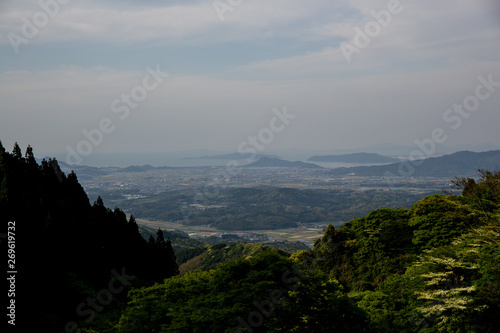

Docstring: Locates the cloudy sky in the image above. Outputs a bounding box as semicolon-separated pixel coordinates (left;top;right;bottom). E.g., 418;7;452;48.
1;0;499;163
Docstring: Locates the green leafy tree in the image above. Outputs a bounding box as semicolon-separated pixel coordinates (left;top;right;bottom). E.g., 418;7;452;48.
408;195;474;250
354;290;396;331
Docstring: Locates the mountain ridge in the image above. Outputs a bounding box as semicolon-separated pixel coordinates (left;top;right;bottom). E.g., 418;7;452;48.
328;150;500;177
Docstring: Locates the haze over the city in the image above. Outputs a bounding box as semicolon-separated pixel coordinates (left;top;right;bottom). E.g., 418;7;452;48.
1;0;499;164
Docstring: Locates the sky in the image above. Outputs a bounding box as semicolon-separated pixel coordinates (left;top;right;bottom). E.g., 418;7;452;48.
1;0;500;165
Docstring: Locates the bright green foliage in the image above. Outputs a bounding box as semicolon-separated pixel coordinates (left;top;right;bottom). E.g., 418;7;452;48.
453;169;500;211
378;226;500;333
408;245;481;331
408;194;474;249
309;208;415;290
299;171;500;332
117;252;289;332
116;252;370;333
179;243;289;274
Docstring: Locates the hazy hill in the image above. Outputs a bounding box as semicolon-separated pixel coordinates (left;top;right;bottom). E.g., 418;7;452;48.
308;152;400;163
329;150;500;177
50;161;174;180
244;157;322;169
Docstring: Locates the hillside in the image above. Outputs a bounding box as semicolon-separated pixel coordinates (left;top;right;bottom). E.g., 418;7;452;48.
178;242;290;274
299;169;500;332
308;152;400;163
329;150;500;177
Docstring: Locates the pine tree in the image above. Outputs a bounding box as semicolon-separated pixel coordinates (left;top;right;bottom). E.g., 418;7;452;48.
25;144;34;160
166;237;180;276
94;196;104;207
128;214;140;235
12;142;22;160
156;228;165;243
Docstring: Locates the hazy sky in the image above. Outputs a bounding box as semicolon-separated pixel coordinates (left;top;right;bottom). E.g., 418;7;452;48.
1;0;500;161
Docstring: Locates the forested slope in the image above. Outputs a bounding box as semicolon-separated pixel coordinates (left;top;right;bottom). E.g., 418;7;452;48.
0;142;179;332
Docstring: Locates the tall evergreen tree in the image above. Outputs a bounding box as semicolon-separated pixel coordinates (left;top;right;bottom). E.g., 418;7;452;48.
12;142;22;159
25;144;34;160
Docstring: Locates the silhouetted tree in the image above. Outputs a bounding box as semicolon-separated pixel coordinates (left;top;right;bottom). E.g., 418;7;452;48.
12;142;22;159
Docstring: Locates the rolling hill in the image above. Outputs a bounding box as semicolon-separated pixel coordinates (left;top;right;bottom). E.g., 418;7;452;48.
328;150;500;177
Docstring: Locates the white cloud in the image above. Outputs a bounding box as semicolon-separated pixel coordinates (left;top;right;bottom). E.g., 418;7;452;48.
0;0;355;46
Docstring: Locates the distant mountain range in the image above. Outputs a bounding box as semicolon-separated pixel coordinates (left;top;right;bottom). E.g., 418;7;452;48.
328;150;500;177
185;153;280;160
332;143;500;156
50;161;174;179
243;157;322;169
308;153;400;164
47;150;500;177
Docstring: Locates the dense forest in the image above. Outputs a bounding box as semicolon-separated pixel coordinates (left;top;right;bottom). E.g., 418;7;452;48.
0;142;179;332
2;142;499;332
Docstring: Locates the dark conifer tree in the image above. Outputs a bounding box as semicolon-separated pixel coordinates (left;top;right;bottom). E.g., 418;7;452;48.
12;142;22;159
0;143;181;330
128;214;139;233
25;144;34;161
166;237;180;276
156;227;165;243
95;195;104;207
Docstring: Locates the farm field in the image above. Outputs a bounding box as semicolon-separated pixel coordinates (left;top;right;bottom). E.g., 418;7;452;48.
136;218;344;247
